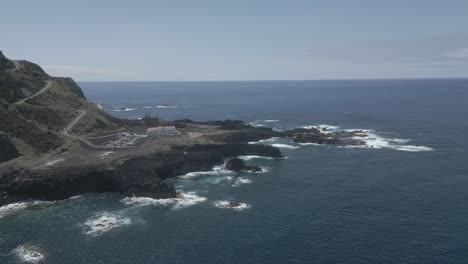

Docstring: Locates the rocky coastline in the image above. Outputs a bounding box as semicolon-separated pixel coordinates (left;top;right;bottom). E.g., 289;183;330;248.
0;123;373;206
0;51;377;207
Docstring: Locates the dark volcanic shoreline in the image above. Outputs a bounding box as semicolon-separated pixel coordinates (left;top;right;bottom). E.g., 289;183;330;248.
0;122;373;206
0;124;285;206
0;51;376;206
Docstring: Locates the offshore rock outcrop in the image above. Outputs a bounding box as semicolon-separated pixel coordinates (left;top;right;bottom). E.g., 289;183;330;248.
284;127;367;146
226;158;262;173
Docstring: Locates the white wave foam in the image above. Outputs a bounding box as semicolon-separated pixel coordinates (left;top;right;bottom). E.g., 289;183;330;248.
352;131;434;152
248;137;280;144
232;177;253;187
12;244;44;263
142;106;154;109
248;122;265;127
209;176;234;184
238;155;274;161
180;165;232;179
393;145;434;152
0;201;52;219
156;105;178;109
83;212;132;237
122;191;207;210
213;200;251;211
263;119;280;123
300;124;433;152
298;142;320;146
303;124;340;133
112;108;136;112
255;166;271;174
271;143;299;149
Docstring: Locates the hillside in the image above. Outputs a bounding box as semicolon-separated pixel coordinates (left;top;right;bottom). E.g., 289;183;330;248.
0;51;122;163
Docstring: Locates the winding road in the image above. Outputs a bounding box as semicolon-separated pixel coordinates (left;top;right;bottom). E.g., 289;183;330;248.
62;110;87;136
14;80;52;104
60;110;101;148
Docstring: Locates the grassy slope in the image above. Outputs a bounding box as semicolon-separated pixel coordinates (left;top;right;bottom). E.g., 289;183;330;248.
0;51;124;162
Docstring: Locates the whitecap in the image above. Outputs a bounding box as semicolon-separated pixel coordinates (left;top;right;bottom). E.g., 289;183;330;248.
82;212;132;237
180;165;232;179
232;177;253;187
12;244;44;263
271;143;299;149
263;119;280;123
142;106;154;109
213;200;251;211
122;191;207;210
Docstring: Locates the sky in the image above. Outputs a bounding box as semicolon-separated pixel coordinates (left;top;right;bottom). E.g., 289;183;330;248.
1;0;468;81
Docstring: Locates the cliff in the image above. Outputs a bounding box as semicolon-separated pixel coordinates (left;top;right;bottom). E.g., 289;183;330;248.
0;51;120;156
0;132;19;163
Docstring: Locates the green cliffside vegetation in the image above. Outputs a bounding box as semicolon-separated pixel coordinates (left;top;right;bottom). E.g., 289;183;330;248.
0;51;121;161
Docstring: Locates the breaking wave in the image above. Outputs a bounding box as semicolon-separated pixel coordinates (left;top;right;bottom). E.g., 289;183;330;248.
303;124;340;133
350;131;434;152
238;155;274;161
248;137;280;144
180;165;232;179
156;105;178;109
0;201;53;219
302;124;433;152
12;244;45;263
213;200;251;211
82;212;132;237
122;191;207;210
271;143;299;149
232;177;253;187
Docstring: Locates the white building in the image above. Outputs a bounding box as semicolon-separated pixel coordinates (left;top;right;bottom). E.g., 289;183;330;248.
147;126;181;136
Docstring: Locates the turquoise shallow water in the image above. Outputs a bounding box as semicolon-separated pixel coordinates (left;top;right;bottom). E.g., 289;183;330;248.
1;79;468;263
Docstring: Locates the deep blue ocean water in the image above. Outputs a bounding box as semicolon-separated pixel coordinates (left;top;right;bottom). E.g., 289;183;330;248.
1;79;468;263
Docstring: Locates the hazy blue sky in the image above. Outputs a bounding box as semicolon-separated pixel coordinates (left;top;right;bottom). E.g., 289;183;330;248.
2;0;468;81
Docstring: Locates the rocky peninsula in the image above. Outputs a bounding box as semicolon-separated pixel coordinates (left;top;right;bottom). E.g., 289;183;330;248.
0;51;372;206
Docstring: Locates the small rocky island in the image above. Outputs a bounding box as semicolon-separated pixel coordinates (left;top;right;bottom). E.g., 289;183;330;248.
0;51;371;206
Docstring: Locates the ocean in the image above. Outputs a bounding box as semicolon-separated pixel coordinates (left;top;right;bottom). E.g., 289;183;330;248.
1;79;468;263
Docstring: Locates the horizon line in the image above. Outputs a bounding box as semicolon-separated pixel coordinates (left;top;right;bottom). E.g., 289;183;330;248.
76;77;468;83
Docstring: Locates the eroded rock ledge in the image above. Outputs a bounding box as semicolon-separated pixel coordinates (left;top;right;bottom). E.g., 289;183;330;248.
0;120;373;206
0;142;283;205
